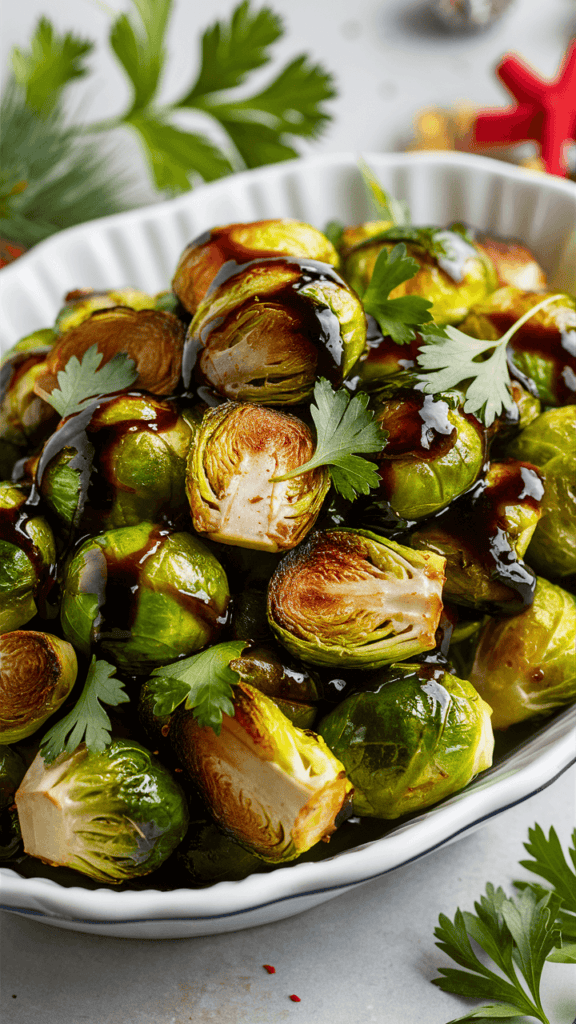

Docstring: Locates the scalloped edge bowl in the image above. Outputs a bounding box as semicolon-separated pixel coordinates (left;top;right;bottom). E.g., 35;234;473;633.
1;151;575;938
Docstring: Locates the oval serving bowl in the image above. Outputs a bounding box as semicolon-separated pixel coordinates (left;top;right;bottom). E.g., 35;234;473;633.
1;151;575;939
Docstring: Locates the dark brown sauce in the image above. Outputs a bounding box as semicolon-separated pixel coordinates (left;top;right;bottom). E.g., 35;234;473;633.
182;257;350;392
489;311;576;404
0;492;57;615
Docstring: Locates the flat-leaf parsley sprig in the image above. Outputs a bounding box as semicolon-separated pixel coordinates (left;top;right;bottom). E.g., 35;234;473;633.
35;344;138;419
148;641;248;735
416;293;564;427
40;657;130;763
272;378;388;502
361;243;434;344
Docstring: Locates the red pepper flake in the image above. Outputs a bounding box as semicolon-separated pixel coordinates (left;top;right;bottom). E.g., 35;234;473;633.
262;964;276;974
289;995;301;1002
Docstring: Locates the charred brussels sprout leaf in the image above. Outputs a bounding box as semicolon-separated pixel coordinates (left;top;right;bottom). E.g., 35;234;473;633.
319;664;494;818
171;681;353;862
267;528;446;669
15;740;189;882
186;402;329;551
468;577;576;729
0;630;78;744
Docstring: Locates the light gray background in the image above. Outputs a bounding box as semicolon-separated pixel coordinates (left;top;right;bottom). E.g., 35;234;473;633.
1;2;576;1021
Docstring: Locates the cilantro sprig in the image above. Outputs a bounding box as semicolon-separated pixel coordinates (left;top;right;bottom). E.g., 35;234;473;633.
361;243;434;344
433;824;576;1022
35;344;138;419
148;641;248;735
40;657;130;763
416;294;564;426
272;378;387;502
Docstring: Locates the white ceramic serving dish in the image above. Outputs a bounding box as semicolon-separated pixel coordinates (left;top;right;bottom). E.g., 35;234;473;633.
0;151;575;939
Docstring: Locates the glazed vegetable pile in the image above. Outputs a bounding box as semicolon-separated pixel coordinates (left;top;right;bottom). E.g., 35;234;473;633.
1;182;575;888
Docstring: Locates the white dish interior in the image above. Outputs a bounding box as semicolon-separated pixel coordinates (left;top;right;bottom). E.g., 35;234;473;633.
1;151;575;939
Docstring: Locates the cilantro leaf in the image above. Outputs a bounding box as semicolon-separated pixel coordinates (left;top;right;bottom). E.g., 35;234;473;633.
40;657;129;763
514;825;576;945
11;17;93;116
127;114;233;191
110;0;172;113
36;344;138;419
149;641;248;734
361;243;433;343
416;294;564;426
359;159;411;227
273;378;387;502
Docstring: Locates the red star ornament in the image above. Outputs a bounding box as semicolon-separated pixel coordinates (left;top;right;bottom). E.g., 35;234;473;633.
473;39;576;176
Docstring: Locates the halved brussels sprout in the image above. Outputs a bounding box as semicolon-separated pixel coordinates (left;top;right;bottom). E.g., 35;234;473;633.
410;461;544;613
15;740;189;882
60;521;230;673
319;663;494;818
35;307;186;398
468;577;576;729
183;258;366;404
505;406;576;579
373;385;485;521
342;227;497;325
267;528;446;669
171;681;352;862
173;219;339;314
55;287;157;333
37;392;194;534
460;288;576;406
0;481;56;633
0;630;77;743
186;402;329;551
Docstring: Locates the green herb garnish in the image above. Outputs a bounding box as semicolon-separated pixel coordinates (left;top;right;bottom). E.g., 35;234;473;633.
359;158;411;227
149;641;248;735
361;243;434;344
272;378;387;502
40;657;130;763
36;344;138;419
416;294;564;426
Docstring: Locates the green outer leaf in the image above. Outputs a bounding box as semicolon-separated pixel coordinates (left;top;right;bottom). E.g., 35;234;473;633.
38;344;138;419
546;942;576;963
362;243;433;344
109;0;172;113
149;641;248;734
127;114;233;191
11;17;93;115
39;657;129;763
358;159;411;226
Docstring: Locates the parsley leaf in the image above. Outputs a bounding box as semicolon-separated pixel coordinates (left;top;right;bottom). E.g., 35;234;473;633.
36;344;138;419
359;159;411;227
416;294;564;426
148;641;248;735
109;0;171;114
433;884;562;1024
127;114;233;191
11;17;93;116
361;243;434;344
40;657;130;763
272;378;387;502
515;825;576;946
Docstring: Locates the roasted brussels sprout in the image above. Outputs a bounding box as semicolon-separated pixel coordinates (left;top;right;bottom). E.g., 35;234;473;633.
60;522;230;673
0;745;26;808
267;528;446;669
178;818;262;884
410;460;544;613
505;406;576;579
341;227;497;325
171;681;352;862
55;287;157;333
0;630;77;743
0;481;56;632
37;392;194;534
473;235;547;291
468;577;576;729
460;288;576;406
373;385;485;521
319;663;494;818
0;330;59;475
173;219;339;314
186;402;329;551
230;644;320;728
15;740;189;882
182;258;366;404
35;307;186;398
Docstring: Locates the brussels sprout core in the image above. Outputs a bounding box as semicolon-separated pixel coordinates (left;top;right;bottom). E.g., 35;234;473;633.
15;740;188;882
172;682;352;862
0;630;78;743
187;403;329;550
268;529;446;668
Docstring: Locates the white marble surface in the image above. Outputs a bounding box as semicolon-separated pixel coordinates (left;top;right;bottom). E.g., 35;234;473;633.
2;2;576;1021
